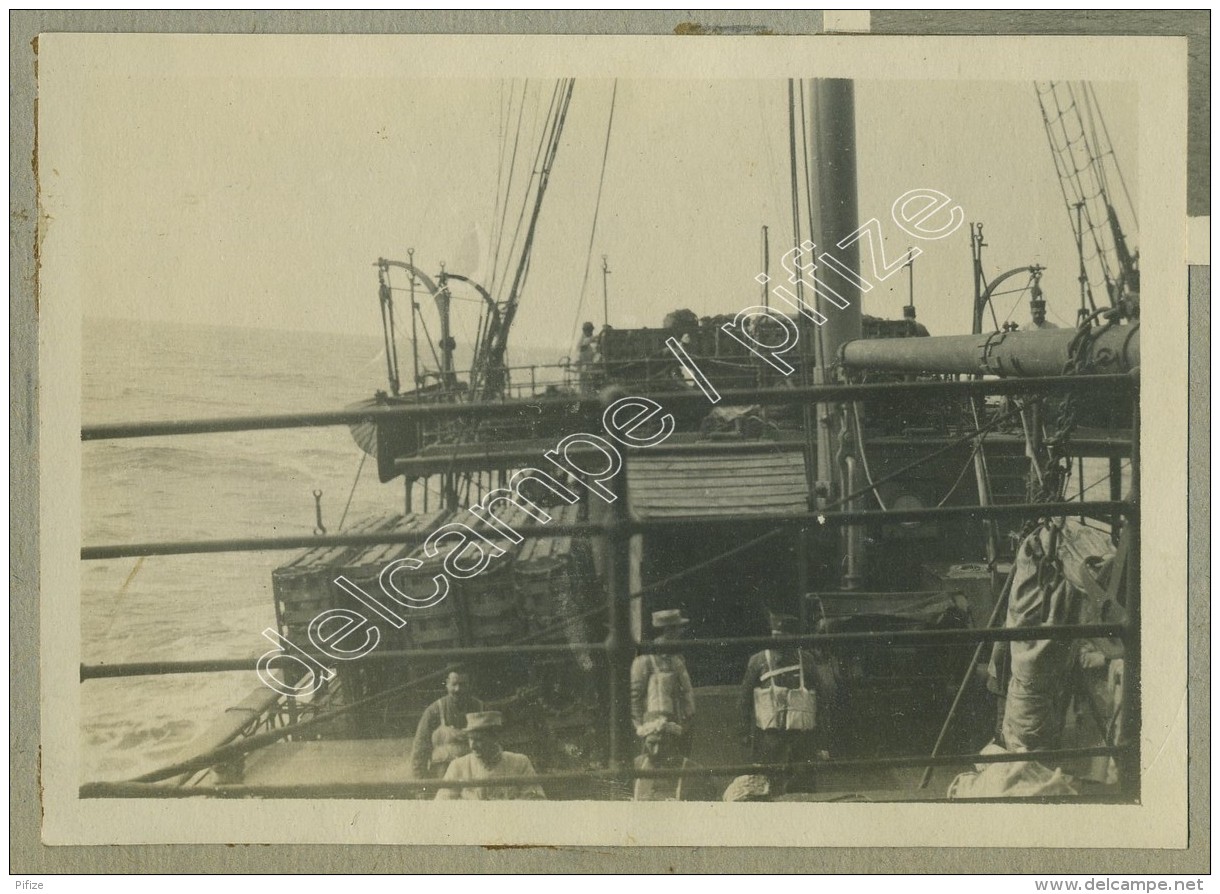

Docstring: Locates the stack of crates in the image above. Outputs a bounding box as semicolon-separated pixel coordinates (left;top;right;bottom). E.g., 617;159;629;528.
322;510;455;734
459;502;533;647
513;502;593;661
601;327;668;366
271;514;400;650
329;510;458;703
513;503;572;633
270;514;402;731
332;509;458;652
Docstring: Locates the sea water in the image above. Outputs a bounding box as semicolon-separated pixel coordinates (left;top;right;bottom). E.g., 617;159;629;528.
81;318;400;782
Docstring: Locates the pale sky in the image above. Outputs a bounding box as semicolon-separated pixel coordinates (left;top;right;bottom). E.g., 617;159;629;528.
58;50;1137;358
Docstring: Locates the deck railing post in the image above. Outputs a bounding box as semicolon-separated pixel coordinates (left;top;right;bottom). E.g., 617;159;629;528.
602;402;635;772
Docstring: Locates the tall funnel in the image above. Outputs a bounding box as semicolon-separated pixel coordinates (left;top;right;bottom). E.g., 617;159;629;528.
807;78;863;361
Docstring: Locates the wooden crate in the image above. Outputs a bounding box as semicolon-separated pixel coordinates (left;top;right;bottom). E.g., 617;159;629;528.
513;503;597;671
324;510;455;726
459;502;532;647
330;509;454;653
271;514;399;644
514;502;577;631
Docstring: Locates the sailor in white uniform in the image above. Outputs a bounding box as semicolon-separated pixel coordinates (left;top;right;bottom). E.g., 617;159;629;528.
435;711;546;800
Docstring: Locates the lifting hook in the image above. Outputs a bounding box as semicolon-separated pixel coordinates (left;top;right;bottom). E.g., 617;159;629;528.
313;489;326;536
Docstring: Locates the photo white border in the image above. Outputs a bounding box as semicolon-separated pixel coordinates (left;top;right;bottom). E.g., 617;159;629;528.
38;32;1188;847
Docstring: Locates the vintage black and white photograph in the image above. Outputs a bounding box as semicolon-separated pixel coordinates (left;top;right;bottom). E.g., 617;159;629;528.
35;32;1189;848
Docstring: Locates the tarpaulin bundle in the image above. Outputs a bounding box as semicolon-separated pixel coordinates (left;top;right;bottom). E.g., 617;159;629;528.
990;518;1119;752
947;742;1080;798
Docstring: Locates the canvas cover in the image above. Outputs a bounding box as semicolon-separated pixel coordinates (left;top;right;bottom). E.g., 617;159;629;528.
993;519;1119;752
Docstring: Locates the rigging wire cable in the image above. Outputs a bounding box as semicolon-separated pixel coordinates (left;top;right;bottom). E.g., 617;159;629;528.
497;81;573;331
824;402;1029;512
1074;460;1131;499
486;79;511;295
1076;82;1111;200
490;80;528;298
336;451;367;532
755;82;787;238
567;80;620;346
1016;403;1046;487
786;80;806;313
1041;82;1118;292
934;438;986;508
498;81;561;298
851;403;888;511
1001;283;1034;325
1088;82;1138;229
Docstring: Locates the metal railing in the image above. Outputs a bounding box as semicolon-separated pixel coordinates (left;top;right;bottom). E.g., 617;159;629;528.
79;373;1139;799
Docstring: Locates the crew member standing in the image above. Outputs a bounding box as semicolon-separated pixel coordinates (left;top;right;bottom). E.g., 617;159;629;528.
630;609;696;756
410;669;483;783
1022;297;1060;331
740;612;840;795
577;321;601;394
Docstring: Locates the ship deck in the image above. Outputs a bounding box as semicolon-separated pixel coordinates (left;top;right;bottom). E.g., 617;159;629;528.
236;685;968;800
242;739;418;789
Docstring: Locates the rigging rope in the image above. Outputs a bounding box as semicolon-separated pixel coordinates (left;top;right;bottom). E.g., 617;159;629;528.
851;403;888;512
1074;461;1130;500
497;81;562;302
824;402;1029;513
336;451;367;532
1001;282;1034;325
1035;80;1137;305
1071;82;1110;199
788;79;821;502
488;81;574;372
934;437;987;508
490;79;529;298
755;83;787;240
1088;83;1138;229
412;306;446;377
567;80;620;348
487;79;511;296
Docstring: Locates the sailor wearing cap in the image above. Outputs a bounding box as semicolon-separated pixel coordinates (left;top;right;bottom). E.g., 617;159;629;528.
434;711;546;800
1022;298;1059;331
629;609;697;755
739;610;841;795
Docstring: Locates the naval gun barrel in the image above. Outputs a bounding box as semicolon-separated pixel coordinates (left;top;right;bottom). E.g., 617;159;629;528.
839;324;1139;377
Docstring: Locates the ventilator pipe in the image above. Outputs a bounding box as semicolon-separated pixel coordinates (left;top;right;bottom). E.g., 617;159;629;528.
839;324;1139;377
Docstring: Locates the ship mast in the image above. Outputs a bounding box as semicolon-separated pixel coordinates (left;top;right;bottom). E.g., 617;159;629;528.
1035;81;1139;311
476;79;576;399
